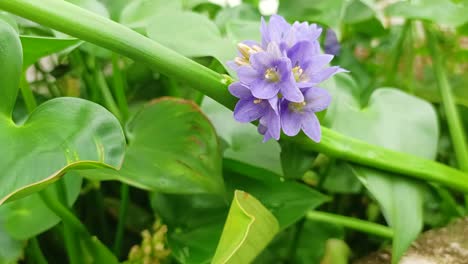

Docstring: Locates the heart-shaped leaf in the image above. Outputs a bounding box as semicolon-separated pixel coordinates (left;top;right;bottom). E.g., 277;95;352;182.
78;98;225;195
212;190;279;264
323;75;438;263
20;36;82;69
0;21;125;205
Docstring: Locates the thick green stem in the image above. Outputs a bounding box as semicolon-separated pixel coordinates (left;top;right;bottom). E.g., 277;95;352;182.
3;0;468;192
306;211;394;239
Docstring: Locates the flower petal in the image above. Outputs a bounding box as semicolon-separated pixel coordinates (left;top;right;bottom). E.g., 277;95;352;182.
233;98;267;123
304;87;332;112
237;66;259;84
280;105;302;136
309;66;348;84
251;79;280;99
250;51;274;70
228;82;252;99
287;41;314;66
302;113;321;142
265;110;281;140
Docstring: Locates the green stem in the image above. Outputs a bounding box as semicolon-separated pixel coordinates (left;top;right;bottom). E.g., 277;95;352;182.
39;190;89;236
28;237;48;264
295;130;468;193
425;24;468;208
306;211;394;239
386;21;411;86
425;26;468;172
113;183;130;257
3;0;468;193
94;61;122;121
20;73;37;113
111;54;129;122
63;223;81;264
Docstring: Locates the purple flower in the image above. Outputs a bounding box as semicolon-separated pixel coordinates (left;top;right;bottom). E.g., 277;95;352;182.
280;88;331;142
260;15;293;50
227;14;347;143
229;82;280;141
237;42;303;102
287;41;346;88
261;15;322;52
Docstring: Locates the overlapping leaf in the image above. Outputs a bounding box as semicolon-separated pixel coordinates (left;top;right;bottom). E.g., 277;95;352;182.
78;98;225;195
212;190;279;264
323;75;438;263
0;21;125;205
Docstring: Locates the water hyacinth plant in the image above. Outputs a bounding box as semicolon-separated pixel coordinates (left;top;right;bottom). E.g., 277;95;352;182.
0;0;467;264
229;15;345;141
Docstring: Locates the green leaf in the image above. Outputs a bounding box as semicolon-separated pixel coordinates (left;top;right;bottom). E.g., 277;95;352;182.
320;239;351;264
323;75;438;263
0;20;125;205
0;214;23;264
120;0;182;30
212;190;279;264
280;142;315;180
1;176;81;240
66;0;109;17
146;10;236;71
385;0;468;27
20;36;82;69
224;159;329;228
214;4;260;33
201;97;283;176
78;98;225;195
278;0;347;32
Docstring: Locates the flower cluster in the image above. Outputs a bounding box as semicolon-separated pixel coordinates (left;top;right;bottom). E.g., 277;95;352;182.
228;15;346;142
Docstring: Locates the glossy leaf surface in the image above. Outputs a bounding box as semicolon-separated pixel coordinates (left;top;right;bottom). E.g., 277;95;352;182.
212;190;279;264
79;98;225;195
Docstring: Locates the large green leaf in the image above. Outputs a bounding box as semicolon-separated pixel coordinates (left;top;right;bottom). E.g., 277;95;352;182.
323;75;438;263
0;20;125;205
212;190;279;264
20;36;82;69
78;98;225;195
146;10;236;71
1;176;81;240
385;0;468;27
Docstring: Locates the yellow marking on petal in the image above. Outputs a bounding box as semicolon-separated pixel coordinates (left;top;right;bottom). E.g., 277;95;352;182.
289;101;307;112
254;99;263;104
265;68;280;82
